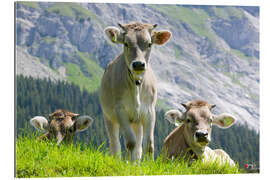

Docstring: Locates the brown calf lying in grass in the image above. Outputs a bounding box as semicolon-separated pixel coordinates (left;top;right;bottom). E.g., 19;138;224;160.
30;109;93;145
162;100;236;166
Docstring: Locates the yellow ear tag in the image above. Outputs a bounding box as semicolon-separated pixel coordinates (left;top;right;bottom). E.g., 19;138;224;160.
154;31;157;36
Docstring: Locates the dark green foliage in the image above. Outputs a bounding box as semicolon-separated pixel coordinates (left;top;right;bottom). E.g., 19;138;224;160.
16;75;259;169
16;75;106;148
209;123;259;168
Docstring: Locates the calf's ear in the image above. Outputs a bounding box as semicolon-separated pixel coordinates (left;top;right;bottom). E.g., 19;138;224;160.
104;26;124;44
165;109;184;127
75;115;94;133
152;30;171;45
213;113;236;128
30;116;49;131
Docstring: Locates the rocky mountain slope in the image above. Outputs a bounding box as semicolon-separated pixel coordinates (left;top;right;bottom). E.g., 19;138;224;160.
15;2;259;131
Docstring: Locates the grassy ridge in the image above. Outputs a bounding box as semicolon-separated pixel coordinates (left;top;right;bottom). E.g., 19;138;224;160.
16;135;241;178
46;2;102;25
17;1;40;9
149;5;213;40
65;52;104;93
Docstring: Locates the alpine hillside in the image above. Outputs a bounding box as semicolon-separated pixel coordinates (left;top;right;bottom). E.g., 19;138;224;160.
15;2;259;131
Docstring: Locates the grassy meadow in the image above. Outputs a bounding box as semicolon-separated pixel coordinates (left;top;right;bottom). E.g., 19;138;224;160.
16;134;241;178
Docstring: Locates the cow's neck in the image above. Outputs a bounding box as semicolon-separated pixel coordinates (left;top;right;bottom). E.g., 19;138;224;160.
126;64;144;113
127;66;144;86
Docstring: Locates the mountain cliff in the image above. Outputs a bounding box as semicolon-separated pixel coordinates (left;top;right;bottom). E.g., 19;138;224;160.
15;2;259;131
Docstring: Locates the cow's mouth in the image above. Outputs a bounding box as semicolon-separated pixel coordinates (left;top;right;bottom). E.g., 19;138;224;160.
131;61;146;73
194;135;210;147
197;141;209;146
133;68;145;74
195;138;209;147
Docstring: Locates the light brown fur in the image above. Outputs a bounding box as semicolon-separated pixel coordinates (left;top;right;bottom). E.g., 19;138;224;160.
100;22;171;161
30;109;93;145
162;100;236;166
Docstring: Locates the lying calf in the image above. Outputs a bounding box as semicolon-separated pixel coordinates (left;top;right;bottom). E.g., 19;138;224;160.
162;100;236;166
30;109;93;145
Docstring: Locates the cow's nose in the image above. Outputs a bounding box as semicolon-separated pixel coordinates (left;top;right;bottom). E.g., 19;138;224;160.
195;131;208;141
132;61;145;71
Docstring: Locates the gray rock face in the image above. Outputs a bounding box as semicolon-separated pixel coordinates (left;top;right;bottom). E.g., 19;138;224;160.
15;2;259;131
16;46;65;82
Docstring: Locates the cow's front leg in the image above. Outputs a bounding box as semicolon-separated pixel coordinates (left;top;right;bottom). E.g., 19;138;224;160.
115;105;136;162
131;123;143;160
142;106;155;159
104;114;121;158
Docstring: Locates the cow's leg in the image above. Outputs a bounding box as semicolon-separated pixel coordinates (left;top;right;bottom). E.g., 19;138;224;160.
115;107;136;162
142;106;155;159
104;115;121;158
121;123;136;162
131;123;143;161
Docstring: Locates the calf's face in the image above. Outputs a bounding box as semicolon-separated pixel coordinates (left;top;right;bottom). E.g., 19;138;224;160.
183;105;215;147
104;22;171;82
30;110;93;145
165;101;236;148
48;110;80;145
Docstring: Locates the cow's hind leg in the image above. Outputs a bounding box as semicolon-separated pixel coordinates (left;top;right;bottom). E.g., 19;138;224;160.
104;115;121;158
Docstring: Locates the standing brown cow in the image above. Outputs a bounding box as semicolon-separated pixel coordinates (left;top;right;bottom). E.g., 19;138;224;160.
162;100;236;166
99;22;171;161
30;109;93;145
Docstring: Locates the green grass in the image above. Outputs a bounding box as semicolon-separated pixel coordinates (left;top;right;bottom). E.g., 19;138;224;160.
16;135;241;178
150;5;214;40
213;7;244;20
156;98;170;111
223;72;245;88
64;52;104;93
46;2;102;25
17;1;40;9
174;46;182;60
231;48;255;61
42;36;57;44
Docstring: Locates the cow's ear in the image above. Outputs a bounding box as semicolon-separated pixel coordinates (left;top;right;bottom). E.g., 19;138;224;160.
30;116;49;131
75;115;94;133
104;26;124;44
213;113;236;128
71;113;80;121
165;109;184;127
152;30;171;45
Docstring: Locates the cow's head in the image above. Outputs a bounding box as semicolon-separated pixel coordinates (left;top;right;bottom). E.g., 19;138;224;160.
165;100;236;149
30;109;93;145
104;22;171;84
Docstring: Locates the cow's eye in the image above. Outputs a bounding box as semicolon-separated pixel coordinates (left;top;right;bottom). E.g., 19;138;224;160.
124;42;128;47
209;117;213;123
148;43;152;48
187;118;192;123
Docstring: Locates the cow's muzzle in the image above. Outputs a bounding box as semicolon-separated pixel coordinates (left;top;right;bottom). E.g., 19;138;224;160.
194;130;209;145
131;61;146;72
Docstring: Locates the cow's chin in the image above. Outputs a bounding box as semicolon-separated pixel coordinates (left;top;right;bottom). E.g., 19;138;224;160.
132;69;146;81
194;139;209;148
133;69;145;75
